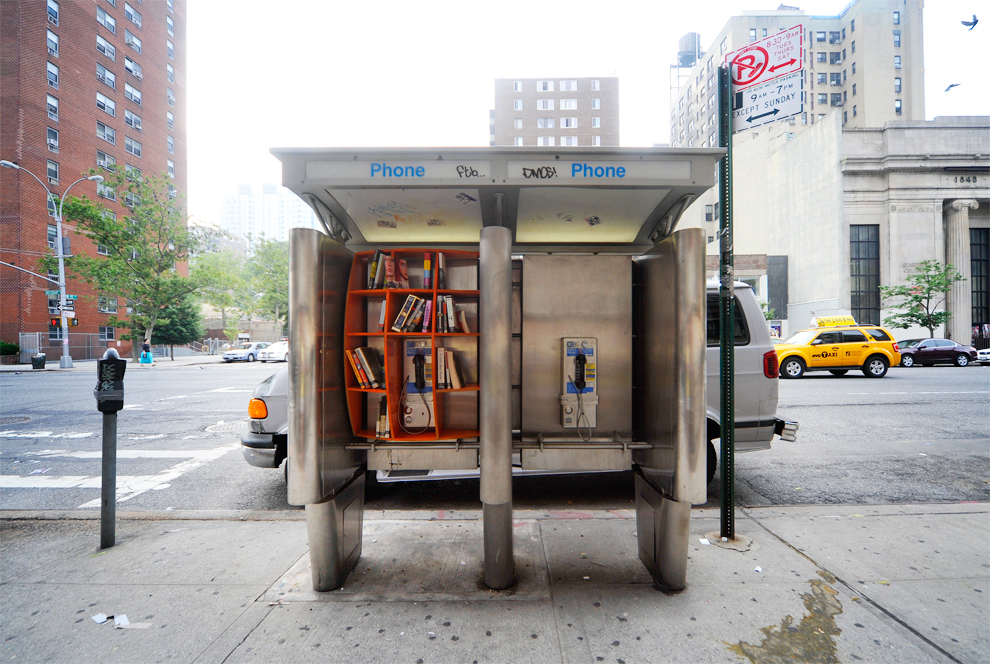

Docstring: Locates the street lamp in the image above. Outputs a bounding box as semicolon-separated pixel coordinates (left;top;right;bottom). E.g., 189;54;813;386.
1;160;103;368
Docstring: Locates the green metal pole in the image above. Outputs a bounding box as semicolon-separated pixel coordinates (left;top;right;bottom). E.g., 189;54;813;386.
718;65;735;541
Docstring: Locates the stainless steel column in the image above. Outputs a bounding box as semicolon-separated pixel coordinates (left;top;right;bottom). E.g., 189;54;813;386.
946;200;979;343
479;224;514;589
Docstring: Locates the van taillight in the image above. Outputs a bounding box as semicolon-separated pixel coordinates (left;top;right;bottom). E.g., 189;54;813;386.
763;350;779;379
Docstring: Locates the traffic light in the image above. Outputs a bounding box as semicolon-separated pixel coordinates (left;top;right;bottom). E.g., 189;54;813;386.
50;317;60;327
70;317;79;327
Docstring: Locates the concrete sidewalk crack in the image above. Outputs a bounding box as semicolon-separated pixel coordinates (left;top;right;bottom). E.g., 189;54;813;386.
740;507;965;664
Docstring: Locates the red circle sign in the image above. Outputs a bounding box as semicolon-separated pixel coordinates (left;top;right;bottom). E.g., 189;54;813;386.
730;46;768;87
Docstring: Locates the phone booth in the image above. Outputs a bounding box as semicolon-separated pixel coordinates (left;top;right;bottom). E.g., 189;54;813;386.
272;147;724;592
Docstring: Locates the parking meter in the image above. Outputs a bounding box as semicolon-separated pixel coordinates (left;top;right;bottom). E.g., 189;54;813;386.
94;352;126;413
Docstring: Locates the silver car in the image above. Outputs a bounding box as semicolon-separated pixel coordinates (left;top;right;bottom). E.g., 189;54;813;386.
242;282;796;485
222;341;269;363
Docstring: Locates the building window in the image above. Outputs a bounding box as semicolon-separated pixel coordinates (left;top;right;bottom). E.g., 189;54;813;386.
47;94;59;121
97;7;116;33
816;52;826;63
48;297;60;314
96;35;115;61
167;159;174;177
818;113;825;121
124;83;141;105
124;2;141;27
851;40;855;54
514;137;523;146
166;135;174;154
749;28;757;42
96;92;115;116
536;99;554;110
166;15;174;36
591;117;601;128
893;31;901;47
513;118;522;129
843;70;847;83
125;136;141;157
817;93;827;105
851;19;855;32
560;136;578;146
97;244;110;255
852;61;856;74
46;61;58;89
96;150;115;170
894;77;901;93
894;55;901;69
536;117;554;128
46;160;58;183
166;87;175;106
124;192;139;208
816;31;826;42
47;29;59;56
47;127;58;152
513;81;521;92
166;39;174;59
98;296;118;313
125;29;141;54
97;63;116;89
852;84;857;96
124;109;141;130
831;93;842;107
817;72;826;85
843;110;848;123
560;99;577;110
893;11;900;25
166;111;174;130
894;99;902;114
719;38;726;53
125;164;141;181
592;79;600;90
830;73;841;86
47;0;58;25
537;136;554;146
705;204;714;221
49;325;63;341
850;224;880;325
560;117;578;128
97;122;115;144
592;136;601;146
559;80;577;91
513;99;522;110
853;105;857;117
99;326;116;341
166;0;173;11
536;80;553;91
829;31;840;44
125;56;142;79
843;90;848;103
166;63;174;83
972;228;990;329
97;181;116;200
842;28;846;39
829;51;841;65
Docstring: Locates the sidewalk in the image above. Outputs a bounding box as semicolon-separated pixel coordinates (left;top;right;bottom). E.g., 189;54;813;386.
1;503;986;663
0;353;228;373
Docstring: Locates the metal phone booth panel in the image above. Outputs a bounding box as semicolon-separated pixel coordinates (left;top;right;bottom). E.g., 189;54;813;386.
273;147;724;592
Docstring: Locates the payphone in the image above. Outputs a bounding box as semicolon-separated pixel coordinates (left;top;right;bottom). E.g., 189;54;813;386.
560;337;598;430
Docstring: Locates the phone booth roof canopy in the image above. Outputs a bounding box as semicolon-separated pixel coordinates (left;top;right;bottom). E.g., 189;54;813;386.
271;147;725;252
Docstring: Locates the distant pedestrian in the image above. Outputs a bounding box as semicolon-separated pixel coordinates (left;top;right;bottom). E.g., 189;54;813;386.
140;339;154;365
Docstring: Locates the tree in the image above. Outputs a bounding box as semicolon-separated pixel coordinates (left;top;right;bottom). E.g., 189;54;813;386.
55;168;200;361
880;260;965;337
151;295;204;359
247;238;289;336
190;249;245;339
758;299;776;321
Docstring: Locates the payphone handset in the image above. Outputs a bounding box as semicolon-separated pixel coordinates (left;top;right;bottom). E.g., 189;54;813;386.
401;339;434;432
560;337;598;432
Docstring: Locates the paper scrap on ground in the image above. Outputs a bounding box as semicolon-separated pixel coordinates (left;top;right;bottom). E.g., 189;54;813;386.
700;538;711;545
755;566;763;572
114;615;129;627
92;613;108;624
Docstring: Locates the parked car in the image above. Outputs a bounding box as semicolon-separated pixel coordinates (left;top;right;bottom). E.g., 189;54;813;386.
241;282;797;486
775;319;901;379
222;341;269;363
259;341;289;363
897;338;978;367
978;347;990;366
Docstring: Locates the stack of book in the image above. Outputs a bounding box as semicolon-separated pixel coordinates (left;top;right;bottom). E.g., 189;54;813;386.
366;251;409;289
345;347;384;388
435;295;471;333
392;294;431;332
375;397;390;438
436;349;466;389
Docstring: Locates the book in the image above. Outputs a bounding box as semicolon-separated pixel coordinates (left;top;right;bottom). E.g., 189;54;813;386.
397;259;409;288
404;297;426;331
345;349;368;388
367;250;382;289
447;350;463;389
421;298;432;333
437;347;447;389
445;295;457;331
437;252;447;289
457;309;471;333
377;302;386;332
391;294;419;332
373;255;387;288
423;253;432;289
436;296;446;333
384;256;396;288
356;347;384;387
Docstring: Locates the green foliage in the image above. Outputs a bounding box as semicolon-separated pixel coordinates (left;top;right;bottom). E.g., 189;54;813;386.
151;295;203;347
758;299;776;321
190;248;244;333
246;238;289;332
879;260;965;337
0;341;20;356
52;168;199;355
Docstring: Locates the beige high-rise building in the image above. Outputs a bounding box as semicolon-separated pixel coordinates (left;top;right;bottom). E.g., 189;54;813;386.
491;77;619;147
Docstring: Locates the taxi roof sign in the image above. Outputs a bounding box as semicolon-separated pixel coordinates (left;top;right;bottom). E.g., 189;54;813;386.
808;315;857;328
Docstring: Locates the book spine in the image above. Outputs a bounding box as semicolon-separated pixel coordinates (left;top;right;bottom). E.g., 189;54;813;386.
360;346;385;386
367;250;382;290
378;302;386;332
421;299;432;333
437;252;446;289
397;259;409;288
374;254;387;288
404;298;426;331
346;349;369;388
384;256;396;288
448;350;462;389
445;295;456;331
391;294;417;332
457;309;471;334
437;347;447;389
354;348;379;388
344;349;362;387
423;253;431;289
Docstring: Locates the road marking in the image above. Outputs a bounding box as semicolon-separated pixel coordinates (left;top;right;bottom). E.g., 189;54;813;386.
0;444;239;507
846;391;987;395
210;387;253;393
0;431;93;439
128;434;166;441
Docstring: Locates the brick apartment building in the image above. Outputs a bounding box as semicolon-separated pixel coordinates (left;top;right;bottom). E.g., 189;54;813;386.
0;0;186;361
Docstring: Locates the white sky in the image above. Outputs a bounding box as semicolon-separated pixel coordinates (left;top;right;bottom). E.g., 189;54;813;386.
185;0;986;225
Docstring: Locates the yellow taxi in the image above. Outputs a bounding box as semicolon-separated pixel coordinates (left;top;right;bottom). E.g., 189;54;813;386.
775;316;901;379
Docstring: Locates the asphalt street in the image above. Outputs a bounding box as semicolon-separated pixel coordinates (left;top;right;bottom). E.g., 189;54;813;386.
1;361;987;513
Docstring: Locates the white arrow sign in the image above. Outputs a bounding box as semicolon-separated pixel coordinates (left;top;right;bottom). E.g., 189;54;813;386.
725;25;803;92
732;71;803;132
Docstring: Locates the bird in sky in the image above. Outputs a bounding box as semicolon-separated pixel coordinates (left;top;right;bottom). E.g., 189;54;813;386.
945;83;961;91
961;14;978;30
